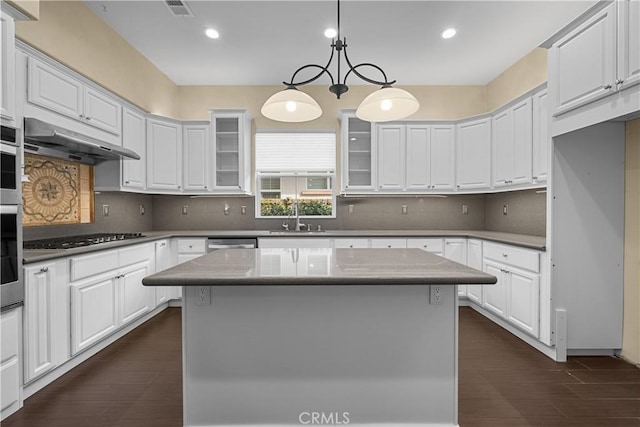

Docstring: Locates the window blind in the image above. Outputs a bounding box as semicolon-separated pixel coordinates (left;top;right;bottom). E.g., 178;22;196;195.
255;132;336;171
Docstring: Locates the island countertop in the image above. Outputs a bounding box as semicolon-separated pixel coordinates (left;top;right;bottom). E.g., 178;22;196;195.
142;248;497;286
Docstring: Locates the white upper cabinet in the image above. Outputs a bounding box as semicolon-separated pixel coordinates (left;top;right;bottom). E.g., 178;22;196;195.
456;117;491;190
377;124;406;190
27;57;122;135
532;89;549;183
1;11;16;124
405;125;430;190
183;123;210;191
341;113;375;191
121;107;146;190
618;0;640;89
492;98;533;188
147;116;182;191
211;109;251;192
549;3;617;115
429;125;456;190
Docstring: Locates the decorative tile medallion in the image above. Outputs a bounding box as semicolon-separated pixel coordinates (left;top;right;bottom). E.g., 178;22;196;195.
22;154;83;226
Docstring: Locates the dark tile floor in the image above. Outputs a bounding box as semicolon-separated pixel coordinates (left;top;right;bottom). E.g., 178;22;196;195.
3;307;639;426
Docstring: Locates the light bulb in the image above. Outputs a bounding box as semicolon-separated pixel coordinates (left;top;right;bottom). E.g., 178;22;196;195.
441;28;456;39
205;28;219;39
324;28;337;38
285;101;297;112
380;99;393;111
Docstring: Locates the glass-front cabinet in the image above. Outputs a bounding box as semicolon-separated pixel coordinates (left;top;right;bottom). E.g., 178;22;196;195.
340;110;375;192
210;109;251;193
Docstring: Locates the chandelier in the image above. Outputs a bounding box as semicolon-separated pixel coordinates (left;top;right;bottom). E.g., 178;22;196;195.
261;0;420;123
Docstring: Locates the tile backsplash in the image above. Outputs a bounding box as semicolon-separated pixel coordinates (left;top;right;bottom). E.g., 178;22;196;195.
484;189;547;236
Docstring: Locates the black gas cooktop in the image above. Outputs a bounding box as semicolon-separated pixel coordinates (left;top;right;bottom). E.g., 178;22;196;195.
24;233;146;250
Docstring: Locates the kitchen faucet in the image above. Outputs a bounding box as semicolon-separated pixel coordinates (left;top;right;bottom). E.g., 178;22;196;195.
282;201;307;231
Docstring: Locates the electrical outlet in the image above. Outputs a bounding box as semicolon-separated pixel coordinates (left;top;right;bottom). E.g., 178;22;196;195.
102;204;109;216
224;203;230;215
196;286;210;305
139;205;145;216
462;204;468;215
241;205;247;215
430;286;443;305
182;205;188;215
402;204;408;215
348;204;354;215
503;204;509;215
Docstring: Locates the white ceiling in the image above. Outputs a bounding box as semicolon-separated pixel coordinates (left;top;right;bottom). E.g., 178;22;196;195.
84;0;597;86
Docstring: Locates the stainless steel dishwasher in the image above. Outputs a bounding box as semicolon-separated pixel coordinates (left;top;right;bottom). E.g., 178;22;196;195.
206;238;257;253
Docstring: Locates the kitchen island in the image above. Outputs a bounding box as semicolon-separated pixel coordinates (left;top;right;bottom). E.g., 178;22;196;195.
143;248;496;427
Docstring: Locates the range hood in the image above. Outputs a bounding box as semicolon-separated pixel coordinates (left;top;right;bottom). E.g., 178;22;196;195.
23;118;141;165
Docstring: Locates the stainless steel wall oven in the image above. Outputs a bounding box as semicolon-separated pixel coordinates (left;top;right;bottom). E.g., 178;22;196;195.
1;124;23;311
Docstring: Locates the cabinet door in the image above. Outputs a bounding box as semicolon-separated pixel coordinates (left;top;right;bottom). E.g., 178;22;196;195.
377;125;405;190
482;260;507;319
122;107;146;189
0;308;21;418
444;239;467;296
405;125;430;190
183;124;210;191
466;240;483;304
343;116;374;190
83;87;121;135
24;264;55;383
618;0;640;89
0;12;15;122
155;240;173;305
511;98;533;185
147;118;182;190
532;89;549;183
370;238;407;249
333;238;369;249
491;109;512;188
70;274;118;355
28;57;84;120
429;125;455;190
550;3;616;115
456;118;491;190
120;261;153;326
213;116;241;189
506;267;540;338
0;357;19;416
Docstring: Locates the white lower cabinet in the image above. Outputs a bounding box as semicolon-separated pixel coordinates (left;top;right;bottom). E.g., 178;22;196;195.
406;238;443;255
155;239;176;305
466;239;483;304
370;238;407;249
481;242;541;338
333;238;369;249
71;272;119;355
23;261;69;384
257;238;332;249
1;307;22;421
443;239;467;296
120;260;153;326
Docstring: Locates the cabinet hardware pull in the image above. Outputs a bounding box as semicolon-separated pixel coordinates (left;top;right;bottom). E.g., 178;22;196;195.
604;84;613;89
125;181;130;184
532;176;537;180
616;79;624;85
160;243;166;247
86;116;91;121
40;267;48;273
502;253;508;257
79;114;84;118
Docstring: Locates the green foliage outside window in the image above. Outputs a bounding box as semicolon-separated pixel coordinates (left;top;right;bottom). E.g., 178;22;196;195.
260;198;333;217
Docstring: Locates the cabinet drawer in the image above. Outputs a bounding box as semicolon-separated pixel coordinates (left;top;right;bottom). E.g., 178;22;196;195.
119;244;152;267
70;249;119;282
177;238;206;253
333;238;369;249
370;238;407;249
407;238;444;254
484;242;540;273
0;357;20;412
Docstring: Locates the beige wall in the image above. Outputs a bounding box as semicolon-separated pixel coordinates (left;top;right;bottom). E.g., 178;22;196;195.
623;118;640;366
486;48;548;111
15;0;178;117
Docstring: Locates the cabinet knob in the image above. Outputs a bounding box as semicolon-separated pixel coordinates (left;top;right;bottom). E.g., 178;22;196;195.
125;180;130;184
616;79;624;85
86;116;92;121
604;84;613;90
204;186;208;189
502;253;508;258
456;185;460;188
387;245;392;248
349;245;354;248
40;267;48;273
532;176;537;180
160;243;166;247
79;114;85;119
178;186;182;189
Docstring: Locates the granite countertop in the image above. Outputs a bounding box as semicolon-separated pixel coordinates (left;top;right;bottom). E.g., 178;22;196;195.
142;248;498;287
22;229;546;264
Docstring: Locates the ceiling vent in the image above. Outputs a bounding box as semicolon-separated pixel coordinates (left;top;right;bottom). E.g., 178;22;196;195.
165;0;193;17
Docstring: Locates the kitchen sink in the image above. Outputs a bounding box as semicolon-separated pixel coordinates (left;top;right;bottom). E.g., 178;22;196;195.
268;230;327;235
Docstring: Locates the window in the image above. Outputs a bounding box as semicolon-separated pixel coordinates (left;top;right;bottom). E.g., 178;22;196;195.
255;132;336;218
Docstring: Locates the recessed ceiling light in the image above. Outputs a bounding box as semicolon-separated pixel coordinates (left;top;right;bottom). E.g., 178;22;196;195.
324;28;337;38
205;28;220;39
441;28;456;39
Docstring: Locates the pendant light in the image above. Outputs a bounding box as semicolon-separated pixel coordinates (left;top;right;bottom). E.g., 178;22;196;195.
261;0;419;123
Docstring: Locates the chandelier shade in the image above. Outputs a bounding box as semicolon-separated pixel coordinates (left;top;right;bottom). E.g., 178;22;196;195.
260;87;323;123
356;87;420;122
261;0;419;123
